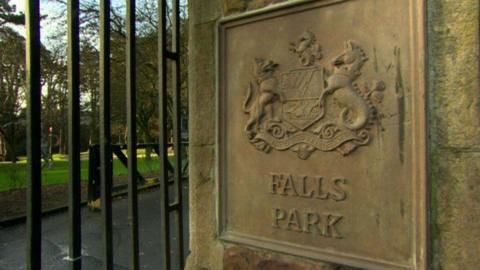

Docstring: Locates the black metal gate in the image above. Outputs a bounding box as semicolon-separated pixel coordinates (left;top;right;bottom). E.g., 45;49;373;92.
24;0;186;269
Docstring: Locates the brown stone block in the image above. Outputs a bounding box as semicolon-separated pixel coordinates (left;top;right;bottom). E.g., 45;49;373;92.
427;0;480;149
189;145;215;186
190;0;221;24
222;0;248;14
430;151;480;269
188;182;224;269
223;246;357;270
188;145;224;269
189;21;217;146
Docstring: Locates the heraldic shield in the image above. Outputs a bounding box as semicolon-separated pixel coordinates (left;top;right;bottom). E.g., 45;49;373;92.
242;31;386;160
280;67;325;131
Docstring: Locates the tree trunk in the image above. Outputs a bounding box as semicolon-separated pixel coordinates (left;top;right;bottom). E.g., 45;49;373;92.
5;140;17;163
58;128;64;154
5;125;18;163
143;132;153;161
0;137;5;161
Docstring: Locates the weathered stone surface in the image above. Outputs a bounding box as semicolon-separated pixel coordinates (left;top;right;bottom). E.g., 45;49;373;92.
190;0;221;24
428;1;480;269
218;1;425;268
189;146;214;186
187;149;224;268
223;0;248;14
430;151;480;270
224;246;356;270
187;1;224;269
189;20;217;147
222;0;287;15
246;0;287;11
188;0;480;269
428;0;480;149
186;175;224;270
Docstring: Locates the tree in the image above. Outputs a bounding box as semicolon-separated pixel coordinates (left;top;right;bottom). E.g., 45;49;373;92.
79;42;100;145
132;1;190;146
41;45;69;154
1;0;190;158
55;0;190;150
0;0;24;26
0;27;26;162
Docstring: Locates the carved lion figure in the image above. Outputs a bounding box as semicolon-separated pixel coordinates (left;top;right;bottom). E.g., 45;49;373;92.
243;58;281;136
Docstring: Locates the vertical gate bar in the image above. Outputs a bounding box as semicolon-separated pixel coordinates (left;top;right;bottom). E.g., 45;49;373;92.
25;0;42;268
126;0;140;269
67;0;82;268
158;0;171;268
100;0;114;269
171;0;185;267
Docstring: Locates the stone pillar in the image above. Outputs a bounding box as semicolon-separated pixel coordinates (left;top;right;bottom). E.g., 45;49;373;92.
187;0;224;269
187;0;480;269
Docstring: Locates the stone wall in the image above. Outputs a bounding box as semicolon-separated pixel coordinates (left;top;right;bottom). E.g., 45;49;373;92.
188;0;480;269
427;0;480;269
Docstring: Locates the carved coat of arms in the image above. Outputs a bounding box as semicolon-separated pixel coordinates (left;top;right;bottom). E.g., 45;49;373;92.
243;31;385;160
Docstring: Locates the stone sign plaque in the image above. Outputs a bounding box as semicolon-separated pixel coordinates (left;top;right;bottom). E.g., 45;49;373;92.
218;1;427;269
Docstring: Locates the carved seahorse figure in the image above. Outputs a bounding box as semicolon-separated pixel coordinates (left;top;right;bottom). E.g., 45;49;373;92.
319;41;370;130
243;58;281;133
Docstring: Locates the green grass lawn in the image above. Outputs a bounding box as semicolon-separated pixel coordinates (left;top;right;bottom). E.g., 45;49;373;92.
0;152;172;192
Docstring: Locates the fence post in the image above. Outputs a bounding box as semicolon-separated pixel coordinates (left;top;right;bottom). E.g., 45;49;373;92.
88;145;101;210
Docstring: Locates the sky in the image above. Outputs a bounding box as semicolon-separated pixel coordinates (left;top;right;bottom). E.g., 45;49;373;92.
9;0;187;49
11;0;63;17
11;0;24;13
10;0;64;42
11;0;188;13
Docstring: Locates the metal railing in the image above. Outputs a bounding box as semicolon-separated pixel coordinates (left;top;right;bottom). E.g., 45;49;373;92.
24;0;186;269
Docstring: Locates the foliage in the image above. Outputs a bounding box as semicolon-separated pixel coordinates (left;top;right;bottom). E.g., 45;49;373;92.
0;27;26;162
0;0;189;163
48;0;189;147
0;0;24;26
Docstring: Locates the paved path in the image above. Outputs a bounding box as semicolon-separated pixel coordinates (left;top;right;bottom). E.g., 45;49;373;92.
0;184;189;270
